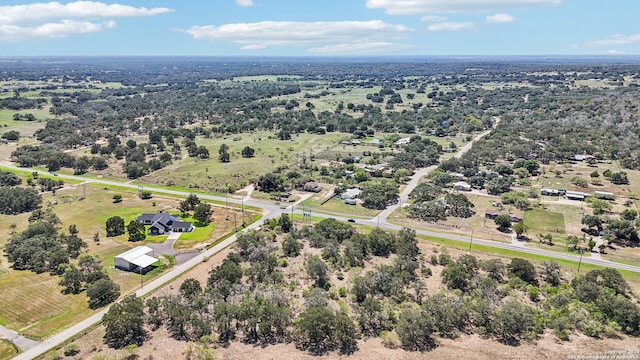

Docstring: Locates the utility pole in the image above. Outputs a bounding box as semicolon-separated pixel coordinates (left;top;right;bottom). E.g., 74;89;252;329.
469;229;474;252
234;213;237;232
241;197;245;225
139;266;143;290
577;249;584;273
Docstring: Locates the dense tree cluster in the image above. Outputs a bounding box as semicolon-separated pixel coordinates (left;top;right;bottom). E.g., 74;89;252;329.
97;217;640;354
5;212;87;273
407;184;475;222
0;170;22;186
0;186;42;215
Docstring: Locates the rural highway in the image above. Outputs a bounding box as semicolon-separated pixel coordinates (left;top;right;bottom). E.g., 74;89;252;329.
5;117;640;358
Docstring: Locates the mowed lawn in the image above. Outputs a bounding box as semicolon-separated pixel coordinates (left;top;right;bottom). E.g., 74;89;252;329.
304;197;381;218
0;270;88;338
523;208;566;237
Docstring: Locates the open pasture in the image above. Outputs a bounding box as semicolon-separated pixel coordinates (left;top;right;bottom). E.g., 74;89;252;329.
142;131;344;192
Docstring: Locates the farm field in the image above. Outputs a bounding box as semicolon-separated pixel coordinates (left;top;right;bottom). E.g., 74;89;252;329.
0;182;246;339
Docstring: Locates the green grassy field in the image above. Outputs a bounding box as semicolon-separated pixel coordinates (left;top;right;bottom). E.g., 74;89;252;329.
303;197;381;218
523;208;566;236
0;270;88;338
142;131;344;192
173;215;215;249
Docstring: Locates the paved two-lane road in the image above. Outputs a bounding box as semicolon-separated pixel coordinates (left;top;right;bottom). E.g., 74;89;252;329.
14;210;273;360
5;115;640;359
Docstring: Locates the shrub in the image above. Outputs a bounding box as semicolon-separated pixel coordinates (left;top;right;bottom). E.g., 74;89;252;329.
421;267;432;277
380;331;401;349
528;286;540;302
438;253;452;266
63;343;80;356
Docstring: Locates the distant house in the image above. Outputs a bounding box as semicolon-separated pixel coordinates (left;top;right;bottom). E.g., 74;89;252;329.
367;138;384;147
138;211;194;235
565;190;590;201
341;188;362;200
573;154;595;161
541;188;560;196
365;163;388;173
304;181;322;193
453;181;472;191
594;191;615;200
394;137;411;146
115;246;159;272
485;210;522;223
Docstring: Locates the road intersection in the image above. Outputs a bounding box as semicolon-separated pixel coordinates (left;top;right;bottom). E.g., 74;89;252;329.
5;119;640;358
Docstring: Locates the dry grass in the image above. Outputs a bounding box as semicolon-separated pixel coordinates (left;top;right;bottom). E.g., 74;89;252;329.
57;228;640;360
0;340;18;360
0;269;88;338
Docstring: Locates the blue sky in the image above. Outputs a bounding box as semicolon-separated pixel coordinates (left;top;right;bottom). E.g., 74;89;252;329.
0;0;638;56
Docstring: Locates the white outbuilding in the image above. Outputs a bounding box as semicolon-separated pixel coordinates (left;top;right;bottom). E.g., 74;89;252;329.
114;246;159;272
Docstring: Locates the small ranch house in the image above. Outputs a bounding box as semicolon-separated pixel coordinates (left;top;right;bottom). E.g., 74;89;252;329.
138;211;194;235
453;181;472;192
115;246;159;272
341;188;362;201
303;181;322;193
394;137;411;146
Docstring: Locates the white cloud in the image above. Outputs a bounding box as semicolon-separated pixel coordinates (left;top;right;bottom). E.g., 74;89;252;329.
308;42;412;54
0;1;173;25
183;20;411;52
604;49;625;55
428;21;475;31
0;20;113;41
421;15;447;22
241;44;266;50
0;1;173;41
366;0;561;15
486;13;515;23
585;34;640;47
236;0;255;7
